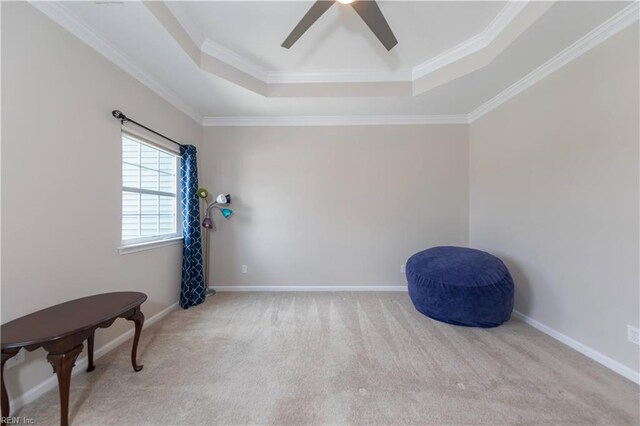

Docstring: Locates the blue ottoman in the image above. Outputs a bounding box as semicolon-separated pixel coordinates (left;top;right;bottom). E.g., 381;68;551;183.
406;246;514;328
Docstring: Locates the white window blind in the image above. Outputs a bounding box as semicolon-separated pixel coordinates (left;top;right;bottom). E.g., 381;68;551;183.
121;133;181;245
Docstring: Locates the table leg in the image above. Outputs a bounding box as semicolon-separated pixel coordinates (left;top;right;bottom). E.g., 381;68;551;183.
86;332;95;372
126;307;144;372
46;344;83;426
1;349;19;424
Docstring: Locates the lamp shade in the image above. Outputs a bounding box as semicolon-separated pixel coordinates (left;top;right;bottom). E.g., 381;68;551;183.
221;208;233;219
216;193;231;204
202;217;213;229
197;188;209;199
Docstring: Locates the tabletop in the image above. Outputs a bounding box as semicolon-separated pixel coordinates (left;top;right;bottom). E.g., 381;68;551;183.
1;292;147;350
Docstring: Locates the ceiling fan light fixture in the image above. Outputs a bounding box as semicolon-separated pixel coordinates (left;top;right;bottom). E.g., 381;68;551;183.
337;0;354;4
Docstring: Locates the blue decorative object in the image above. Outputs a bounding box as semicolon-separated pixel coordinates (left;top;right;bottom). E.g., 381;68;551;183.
406;246;514;328
179;145;205;309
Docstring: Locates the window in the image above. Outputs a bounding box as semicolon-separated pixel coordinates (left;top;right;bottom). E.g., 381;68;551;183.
121;133;181;246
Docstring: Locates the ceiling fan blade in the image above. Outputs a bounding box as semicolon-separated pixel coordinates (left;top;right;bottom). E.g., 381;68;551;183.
282;1;336;49
350;1;398;51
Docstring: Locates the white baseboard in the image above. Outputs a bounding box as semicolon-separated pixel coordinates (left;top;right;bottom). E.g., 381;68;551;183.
512;310;640;385
8;302;179;413
212;285;408;292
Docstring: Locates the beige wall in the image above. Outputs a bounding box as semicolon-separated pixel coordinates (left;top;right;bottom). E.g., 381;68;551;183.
469;24;640;372
1;2;201;399
2;0;638;408
200;125;469;288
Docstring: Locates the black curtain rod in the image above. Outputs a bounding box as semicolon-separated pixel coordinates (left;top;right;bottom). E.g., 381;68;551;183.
112;110;185;148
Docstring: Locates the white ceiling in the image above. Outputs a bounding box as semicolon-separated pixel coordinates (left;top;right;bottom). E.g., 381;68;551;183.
172;1;505;72
46;1;634;121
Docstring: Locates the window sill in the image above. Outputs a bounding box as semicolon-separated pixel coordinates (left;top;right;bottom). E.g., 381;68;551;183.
118;237;183;255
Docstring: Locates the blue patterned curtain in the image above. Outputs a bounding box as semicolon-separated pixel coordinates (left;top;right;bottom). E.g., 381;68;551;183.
179;145;205;309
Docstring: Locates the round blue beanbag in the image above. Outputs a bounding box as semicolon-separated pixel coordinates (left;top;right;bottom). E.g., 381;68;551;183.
407;246;514;328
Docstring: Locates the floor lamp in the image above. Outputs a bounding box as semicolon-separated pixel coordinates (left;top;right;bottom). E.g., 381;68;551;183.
198;188;233;297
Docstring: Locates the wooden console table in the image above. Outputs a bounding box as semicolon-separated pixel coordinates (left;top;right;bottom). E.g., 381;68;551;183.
1;292;147;426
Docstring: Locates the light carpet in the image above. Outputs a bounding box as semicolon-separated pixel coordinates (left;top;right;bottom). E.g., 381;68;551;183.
16;292;640;425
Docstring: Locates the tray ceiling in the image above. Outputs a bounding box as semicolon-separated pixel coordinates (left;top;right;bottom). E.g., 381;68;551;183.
39;1;637;122
169;1;506;72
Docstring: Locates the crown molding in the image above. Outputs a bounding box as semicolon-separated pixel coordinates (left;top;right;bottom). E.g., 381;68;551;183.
201;39;269;82
30;1;637;127
206;0;638;135
266;69;412;84
29;1;203;124
163;1;526;87
468;1;640;123
202;115;469;127
411;1;527;80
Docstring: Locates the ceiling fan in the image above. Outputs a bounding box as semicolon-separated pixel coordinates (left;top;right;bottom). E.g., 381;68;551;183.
282;0;398;51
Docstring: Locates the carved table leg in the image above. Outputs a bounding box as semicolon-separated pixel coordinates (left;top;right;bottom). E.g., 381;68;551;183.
47;344;83;426
126;307;144;372
86;332;95;372
1;349;19;424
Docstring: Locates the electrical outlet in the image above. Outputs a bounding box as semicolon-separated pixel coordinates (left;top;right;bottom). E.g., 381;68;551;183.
400;264;405;274
6;351;25;369
628;325;640;345
242;265;248;274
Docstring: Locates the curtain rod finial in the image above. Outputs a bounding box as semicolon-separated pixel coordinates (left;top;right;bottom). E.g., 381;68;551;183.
110;110;183;147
